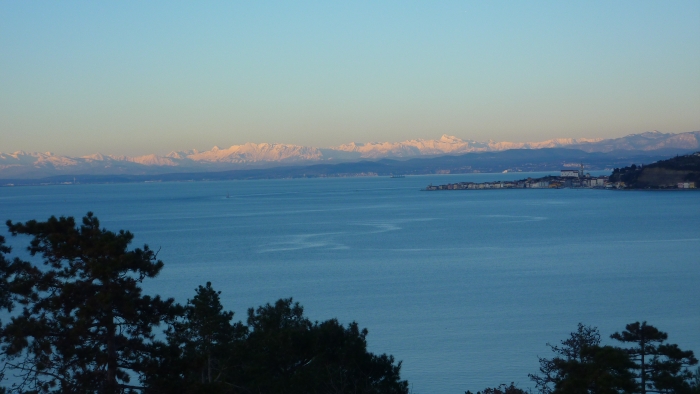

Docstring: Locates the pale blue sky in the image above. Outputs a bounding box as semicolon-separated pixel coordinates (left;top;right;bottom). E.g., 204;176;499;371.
1;1;699;156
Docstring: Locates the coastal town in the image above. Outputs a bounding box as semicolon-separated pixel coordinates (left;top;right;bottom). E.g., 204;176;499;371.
423;164;697;191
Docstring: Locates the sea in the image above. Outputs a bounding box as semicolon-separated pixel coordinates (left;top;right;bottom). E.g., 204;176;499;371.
1;173;699;393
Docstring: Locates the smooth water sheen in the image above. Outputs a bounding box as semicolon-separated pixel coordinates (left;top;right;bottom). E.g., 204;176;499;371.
1;174;699;393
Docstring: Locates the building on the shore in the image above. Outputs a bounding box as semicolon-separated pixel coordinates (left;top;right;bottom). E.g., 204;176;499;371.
423;169;613;191
529;181;550;188
560;169;579;178
561;164;585;178
583;177;607;187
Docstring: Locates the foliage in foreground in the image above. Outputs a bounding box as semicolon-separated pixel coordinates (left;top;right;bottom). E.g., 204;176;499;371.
466;382;529;394
0;214;174;393
1;213;698;394
470;323;698;394
0;213;408;394
143;291;407;394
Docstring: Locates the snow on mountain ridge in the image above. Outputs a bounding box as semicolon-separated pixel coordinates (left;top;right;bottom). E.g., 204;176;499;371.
185;142;323;163
488;137;604;151
569;130;700;152
0;151;78;167
332;135;604;158
118;154;179;166
1;132;698;178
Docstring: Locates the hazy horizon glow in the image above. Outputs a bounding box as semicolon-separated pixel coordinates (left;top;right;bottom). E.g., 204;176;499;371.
1;1;699;156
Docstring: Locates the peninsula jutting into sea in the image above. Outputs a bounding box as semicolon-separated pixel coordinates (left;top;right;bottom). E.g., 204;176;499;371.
423;165;611;191
424;152;700;191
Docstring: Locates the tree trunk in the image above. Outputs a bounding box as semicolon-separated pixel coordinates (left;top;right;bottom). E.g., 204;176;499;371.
640;336;646;394
208;351;212;383
107;308;118;394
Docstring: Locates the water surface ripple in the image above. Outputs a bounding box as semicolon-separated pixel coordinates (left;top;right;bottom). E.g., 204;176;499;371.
1;173;698;393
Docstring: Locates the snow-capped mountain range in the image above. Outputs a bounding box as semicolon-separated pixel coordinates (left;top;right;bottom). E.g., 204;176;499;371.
1;131;699;178
333;134;604;158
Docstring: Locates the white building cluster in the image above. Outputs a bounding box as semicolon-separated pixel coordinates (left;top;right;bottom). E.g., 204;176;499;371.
424;164;613;191
425;175;611;191
677;182;697;189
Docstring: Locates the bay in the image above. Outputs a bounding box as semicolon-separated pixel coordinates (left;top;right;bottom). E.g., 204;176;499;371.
1;173;699;393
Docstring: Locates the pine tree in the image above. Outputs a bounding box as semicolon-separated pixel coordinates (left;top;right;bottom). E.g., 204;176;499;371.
550;345;636;394
0;235;13;311
142;282;246;393
466;383;529;394
143;295;409;393
241;298;409;393
172;282;243;384
0;235;16;392
529;323;636;394
690;367;700;394
611;321;698;394
0;213;174;393
529;323;603;394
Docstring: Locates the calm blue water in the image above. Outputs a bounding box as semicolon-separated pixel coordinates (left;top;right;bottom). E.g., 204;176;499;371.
1;174;699;393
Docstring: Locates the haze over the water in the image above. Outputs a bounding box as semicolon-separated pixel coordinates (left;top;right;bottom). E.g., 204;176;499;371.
1;1;699;156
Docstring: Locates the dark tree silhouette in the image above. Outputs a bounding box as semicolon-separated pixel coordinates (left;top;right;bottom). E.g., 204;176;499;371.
0;235;13;312
611;322;698;394
529;323;603;394
144;294;409;393
529;323;636;394
168;282;245;384
0;213;174;393
240;298;409;394
690;367;700;394
549;345;636;394
0;214;410;393
0;235;16;393
141;282;247;393
466;382;529;394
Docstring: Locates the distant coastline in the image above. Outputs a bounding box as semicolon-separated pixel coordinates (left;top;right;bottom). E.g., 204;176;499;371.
423;167;611;191
3;131;699;180
424;152;700;191
1;148;691;187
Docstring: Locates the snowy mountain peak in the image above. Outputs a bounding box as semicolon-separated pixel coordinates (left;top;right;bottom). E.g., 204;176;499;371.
439;134;462;143
82;153;106;161
2;131;698;178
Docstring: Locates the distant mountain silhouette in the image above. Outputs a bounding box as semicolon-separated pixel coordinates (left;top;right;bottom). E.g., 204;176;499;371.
1;131;698;179
568;131;700;152
2;148;693;186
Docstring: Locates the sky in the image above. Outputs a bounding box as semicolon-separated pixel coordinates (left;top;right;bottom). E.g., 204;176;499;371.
1;1;699;156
